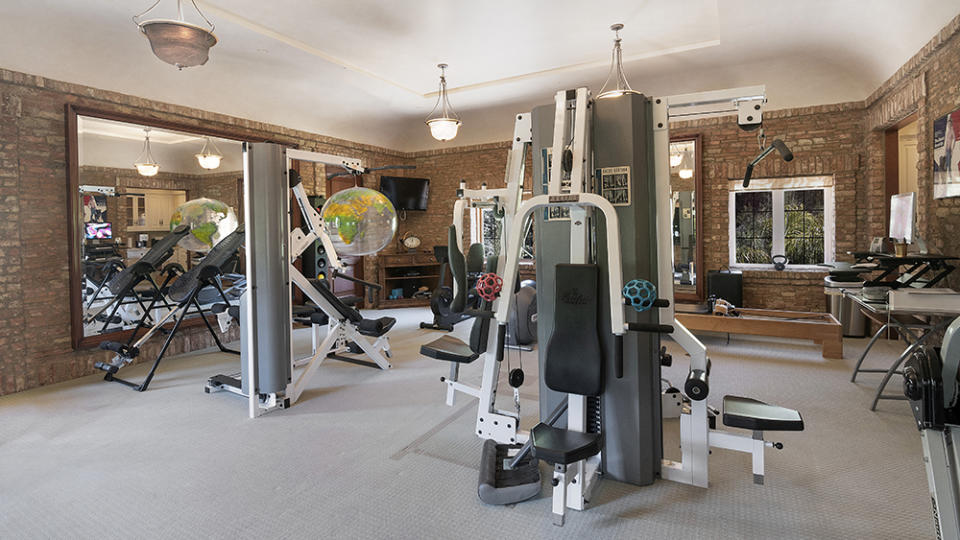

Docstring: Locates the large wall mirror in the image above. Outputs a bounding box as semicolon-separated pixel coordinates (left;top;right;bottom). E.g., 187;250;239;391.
67;106;257;349
669;135;703;302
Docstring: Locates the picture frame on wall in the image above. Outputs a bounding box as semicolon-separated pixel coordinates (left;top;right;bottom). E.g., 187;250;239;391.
933;107;960;198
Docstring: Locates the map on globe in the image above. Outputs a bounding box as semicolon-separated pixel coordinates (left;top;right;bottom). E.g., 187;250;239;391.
169;198;238;251
322;188;395;247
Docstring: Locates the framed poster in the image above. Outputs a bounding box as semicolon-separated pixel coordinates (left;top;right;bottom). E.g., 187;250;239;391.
933;107;960;199
599;166;631;206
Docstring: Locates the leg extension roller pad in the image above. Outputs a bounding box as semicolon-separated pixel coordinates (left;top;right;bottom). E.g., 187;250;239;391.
478;439;541;505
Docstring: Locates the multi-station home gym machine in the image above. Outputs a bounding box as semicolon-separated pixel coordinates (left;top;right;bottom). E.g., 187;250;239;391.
424;84;805;525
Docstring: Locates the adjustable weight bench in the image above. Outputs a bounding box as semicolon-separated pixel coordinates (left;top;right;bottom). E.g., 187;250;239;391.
94;226;244;391
295;278;395;370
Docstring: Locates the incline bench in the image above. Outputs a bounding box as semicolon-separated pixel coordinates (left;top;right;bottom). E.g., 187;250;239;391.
677;308;843;359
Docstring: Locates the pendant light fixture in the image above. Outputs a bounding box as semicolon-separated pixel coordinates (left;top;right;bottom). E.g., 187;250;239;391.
678;150;694;179
134;128;160;177
195;136;223;170
670;150;684;167
425;63;462;141
598;23;641;99
133;0;217;70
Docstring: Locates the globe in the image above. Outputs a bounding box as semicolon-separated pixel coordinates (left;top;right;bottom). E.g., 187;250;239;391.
169;197;239;252
321;187;397;256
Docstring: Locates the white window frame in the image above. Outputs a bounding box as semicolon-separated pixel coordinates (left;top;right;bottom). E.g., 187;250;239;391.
728;175;835;272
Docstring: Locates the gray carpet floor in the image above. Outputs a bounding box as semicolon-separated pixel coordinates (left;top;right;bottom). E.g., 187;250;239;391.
0;308;936;539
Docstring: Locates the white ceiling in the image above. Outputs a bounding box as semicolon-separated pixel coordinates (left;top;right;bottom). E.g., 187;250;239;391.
1;1;959;152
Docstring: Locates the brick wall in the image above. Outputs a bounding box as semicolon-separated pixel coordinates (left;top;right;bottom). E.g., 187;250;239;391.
671;102;866;311
0;68;408;395
862;14;960;291
3;12;960;395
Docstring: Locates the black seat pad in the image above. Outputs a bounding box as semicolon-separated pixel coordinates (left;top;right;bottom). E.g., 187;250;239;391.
722;395;804;431
530;423;602;465
357;317;396;337
420;335;479;363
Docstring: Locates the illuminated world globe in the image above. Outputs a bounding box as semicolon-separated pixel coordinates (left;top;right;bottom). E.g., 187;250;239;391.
169;197;239;252
321;187;397;256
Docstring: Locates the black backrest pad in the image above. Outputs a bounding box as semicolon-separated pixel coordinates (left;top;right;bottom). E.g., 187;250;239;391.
168;226;244;304
448;225;468;313
309;278;363;323
544;264;603;397
106;225;190;295
466;243;485;274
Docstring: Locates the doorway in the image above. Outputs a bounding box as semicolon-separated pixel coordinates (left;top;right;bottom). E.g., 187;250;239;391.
884;114;919;226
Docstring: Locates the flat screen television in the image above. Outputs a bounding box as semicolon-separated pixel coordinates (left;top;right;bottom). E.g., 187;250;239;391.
379;176;429;211
85;222;112;239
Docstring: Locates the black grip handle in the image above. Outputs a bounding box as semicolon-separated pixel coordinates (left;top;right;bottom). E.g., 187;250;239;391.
685;369;709;401
495;324;507;363
289;168;302;188
771;139;794;162
331;270;382;291
626;322;674;334
614;335;624;379
652;298;670;308
743;163;754;188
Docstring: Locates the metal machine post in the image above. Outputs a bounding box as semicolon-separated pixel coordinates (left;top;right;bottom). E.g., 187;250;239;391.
242;142;293;418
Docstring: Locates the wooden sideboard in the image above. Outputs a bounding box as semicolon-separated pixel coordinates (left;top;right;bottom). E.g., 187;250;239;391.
376;250;443;308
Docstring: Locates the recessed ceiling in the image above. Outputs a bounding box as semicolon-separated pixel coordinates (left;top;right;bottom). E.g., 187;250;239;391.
1;0;959;152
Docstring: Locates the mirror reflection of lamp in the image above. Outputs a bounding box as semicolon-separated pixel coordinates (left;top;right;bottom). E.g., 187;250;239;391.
195;137;223;170
678;150;694;179
670;150;683;167
134;128;160;177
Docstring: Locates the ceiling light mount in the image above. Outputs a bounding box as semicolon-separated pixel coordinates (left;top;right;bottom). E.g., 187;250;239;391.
133;0;217;70
134;128;160;177
195;136;223;170
598;23;641;99
425;63;462;142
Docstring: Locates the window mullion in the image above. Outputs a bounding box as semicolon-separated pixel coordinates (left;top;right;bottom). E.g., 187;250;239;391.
773;191;785;258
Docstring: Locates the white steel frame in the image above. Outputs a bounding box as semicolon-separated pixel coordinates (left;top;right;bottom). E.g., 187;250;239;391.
654;85;786;487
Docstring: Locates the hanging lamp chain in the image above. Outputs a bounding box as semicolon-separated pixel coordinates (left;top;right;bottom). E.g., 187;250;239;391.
427;64;460;122
133;0;215;31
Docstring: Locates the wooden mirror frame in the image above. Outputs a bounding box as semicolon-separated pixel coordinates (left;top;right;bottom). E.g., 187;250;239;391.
670;134;704;303
66;104;288;349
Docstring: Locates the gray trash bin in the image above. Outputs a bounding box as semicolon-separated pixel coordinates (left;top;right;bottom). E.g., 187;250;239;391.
824;275;866;337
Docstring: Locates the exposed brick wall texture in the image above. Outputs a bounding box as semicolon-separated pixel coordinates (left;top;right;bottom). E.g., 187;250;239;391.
3;12;960;394
0;68;408;395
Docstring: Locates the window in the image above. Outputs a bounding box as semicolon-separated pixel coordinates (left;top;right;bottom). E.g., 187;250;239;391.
729;176;834;269
470;207;534;260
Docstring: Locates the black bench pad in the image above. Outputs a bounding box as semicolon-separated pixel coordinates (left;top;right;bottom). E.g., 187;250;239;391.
357;317;396;337
530;423;602;465
420;335;479;363
722;395;804;432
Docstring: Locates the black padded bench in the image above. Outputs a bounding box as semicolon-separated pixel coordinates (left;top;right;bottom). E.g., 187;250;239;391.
722;395;804;432
420;335;479;363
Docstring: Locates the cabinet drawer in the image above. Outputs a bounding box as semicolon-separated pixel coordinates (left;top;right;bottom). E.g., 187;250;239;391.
380;254;413;266
415;254;438;265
